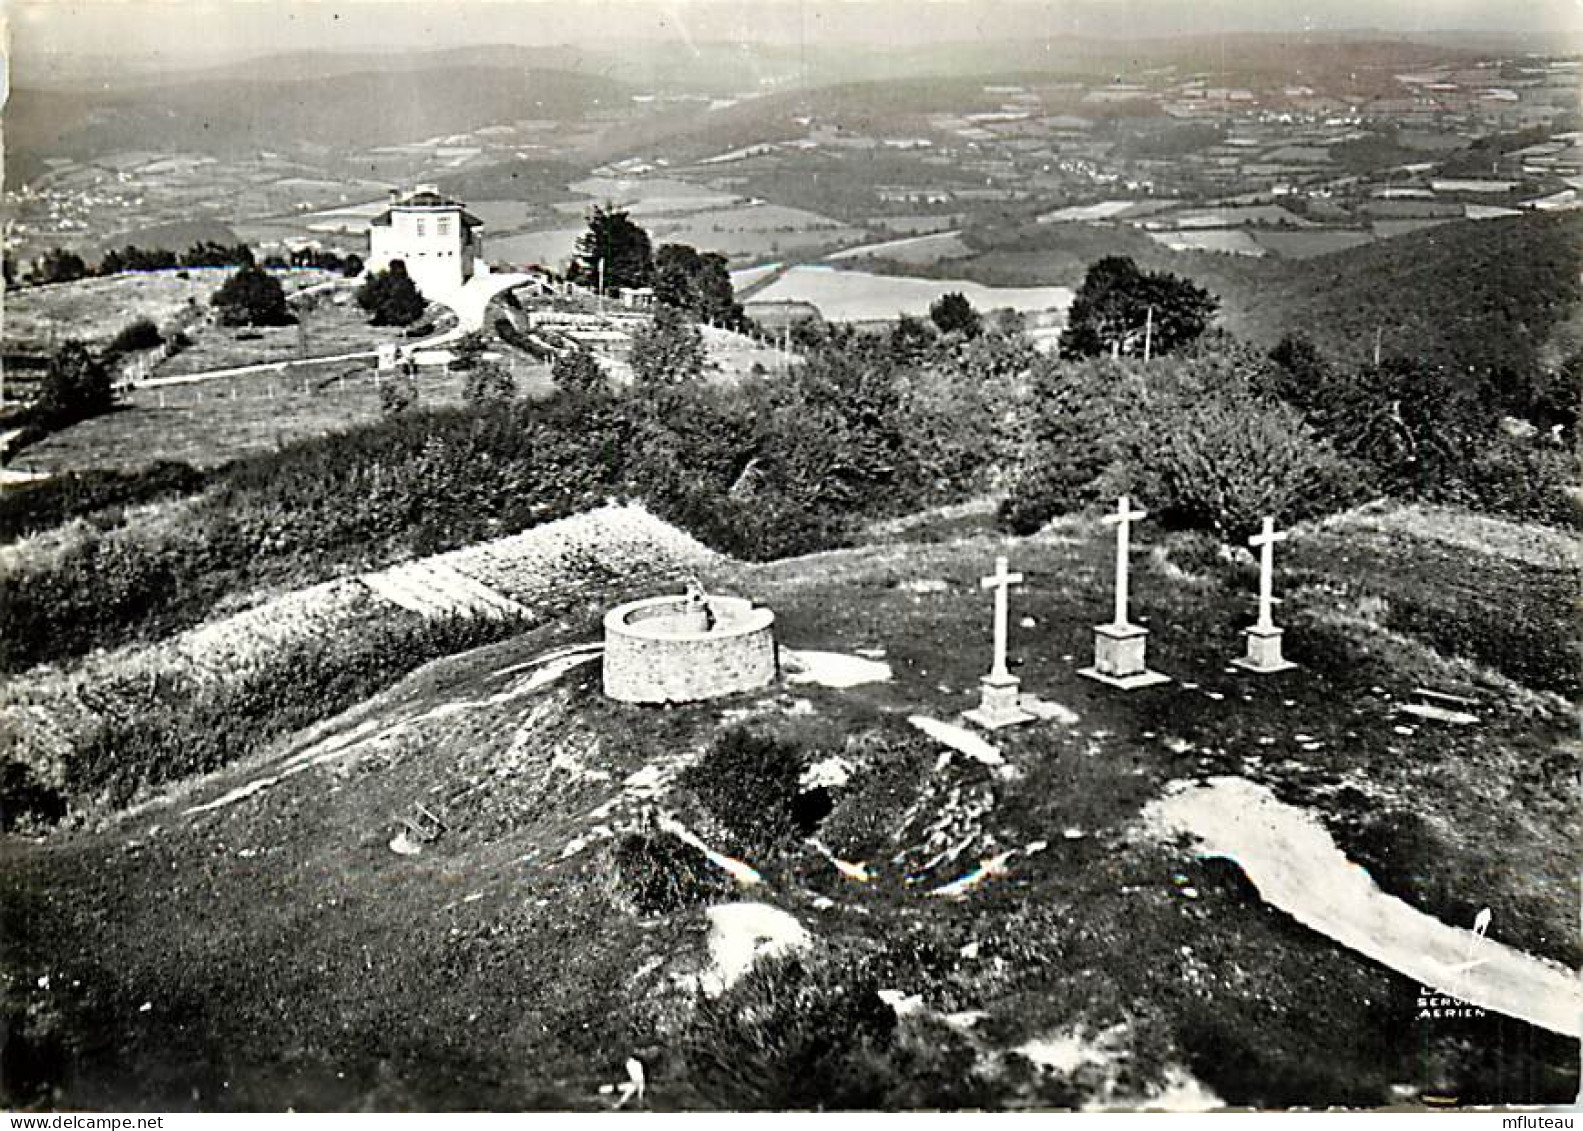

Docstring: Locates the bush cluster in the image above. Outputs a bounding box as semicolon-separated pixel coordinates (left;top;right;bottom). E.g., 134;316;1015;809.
609;828;732;916
680;944;997;1110
681;950;899;1110
678;727;808;857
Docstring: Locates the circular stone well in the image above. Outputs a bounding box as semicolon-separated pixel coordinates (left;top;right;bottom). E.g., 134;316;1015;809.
603;594;778;704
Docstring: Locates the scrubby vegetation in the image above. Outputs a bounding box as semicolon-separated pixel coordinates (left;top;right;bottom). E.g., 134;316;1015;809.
999;321;1576;539
610;827;733;916
679;728;808;857
0;461;207;543
42;609;522;812
5;272;1576;676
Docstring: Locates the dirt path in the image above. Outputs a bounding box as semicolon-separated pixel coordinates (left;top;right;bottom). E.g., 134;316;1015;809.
1144;776;1583;1039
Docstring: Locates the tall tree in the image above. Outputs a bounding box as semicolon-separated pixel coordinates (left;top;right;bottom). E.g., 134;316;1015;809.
1059;256;1217;360
569;205;653;293
653;243;743;327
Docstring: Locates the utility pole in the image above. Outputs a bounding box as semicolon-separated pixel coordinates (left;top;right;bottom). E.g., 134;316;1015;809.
1373;324;1383;367
597;257;605;315
1143;305;1154;363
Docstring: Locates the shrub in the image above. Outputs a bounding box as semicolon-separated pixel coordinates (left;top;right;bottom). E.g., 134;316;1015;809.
681;949;899;1110
379;376;417;415
630;305;706;388
550;348;607;396
997;356;1142;534
105;317;163;357
34;342;115;427
211;264;293;327
1438;435;1580;529
0;761;68;831
357;261;427;327
1125;386;1363;541
679;728;806;857
609;828;732;916
816;736;931;860
0;462;206;543
462;362;517;404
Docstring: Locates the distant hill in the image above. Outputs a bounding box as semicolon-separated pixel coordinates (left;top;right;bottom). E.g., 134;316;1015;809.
88;220;242;261
1218;211;1583;376
5;65;632;172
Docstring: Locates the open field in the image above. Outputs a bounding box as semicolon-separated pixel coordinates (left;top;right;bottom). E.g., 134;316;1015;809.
749;265;1072;322
0;501;1574;1110
4;269;326;353
6;365;500;474
1146;229;1267;256
643;205;866;263
152;288;411;377
1246;229;1376;258
557;176;743;216
827;230;972;266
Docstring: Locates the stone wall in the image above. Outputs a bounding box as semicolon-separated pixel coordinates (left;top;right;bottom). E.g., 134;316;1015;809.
603;595;778;704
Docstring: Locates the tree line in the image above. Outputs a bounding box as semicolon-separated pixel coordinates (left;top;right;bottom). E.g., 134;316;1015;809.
11;241;363;288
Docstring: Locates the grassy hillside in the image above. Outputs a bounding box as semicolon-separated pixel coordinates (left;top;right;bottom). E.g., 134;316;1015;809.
0;502;1575;1111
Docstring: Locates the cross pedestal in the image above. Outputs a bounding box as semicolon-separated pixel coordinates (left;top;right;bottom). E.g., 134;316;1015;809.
964;671;1035;729
1079;495;1170;690
964;556;1036;729
1236;624;1296;673
1234;517;1298;674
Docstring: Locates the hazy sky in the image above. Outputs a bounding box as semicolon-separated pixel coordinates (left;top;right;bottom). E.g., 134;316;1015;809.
10;0;1579;61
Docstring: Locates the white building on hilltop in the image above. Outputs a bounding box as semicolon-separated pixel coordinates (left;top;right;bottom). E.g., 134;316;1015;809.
366;185;484;298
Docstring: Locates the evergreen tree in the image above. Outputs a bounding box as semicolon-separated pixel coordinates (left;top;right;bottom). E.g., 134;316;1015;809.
928;291;982;339
568;205;653;293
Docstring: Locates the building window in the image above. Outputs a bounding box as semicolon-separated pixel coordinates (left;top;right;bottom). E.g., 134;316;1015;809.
437;217;452;237
415;218;426;237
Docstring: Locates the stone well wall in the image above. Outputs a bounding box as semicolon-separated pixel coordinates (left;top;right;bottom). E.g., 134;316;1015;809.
603;595;777;703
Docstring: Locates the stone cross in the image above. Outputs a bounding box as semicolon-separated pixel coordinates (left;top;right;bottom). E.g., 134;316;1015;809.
1103;495;1147;628
1249;517;1289;631
980;556;1024;680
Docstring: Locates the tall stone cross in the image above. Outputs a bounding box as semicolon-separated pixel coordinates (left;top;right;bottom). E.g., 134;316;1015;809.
1249;516;1289;631
980;555;1024;680
1103;495;1147;628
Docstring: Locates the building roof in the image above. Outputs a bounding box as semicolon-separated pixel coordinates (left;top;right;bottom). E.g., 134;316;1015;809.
369;185;483;228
